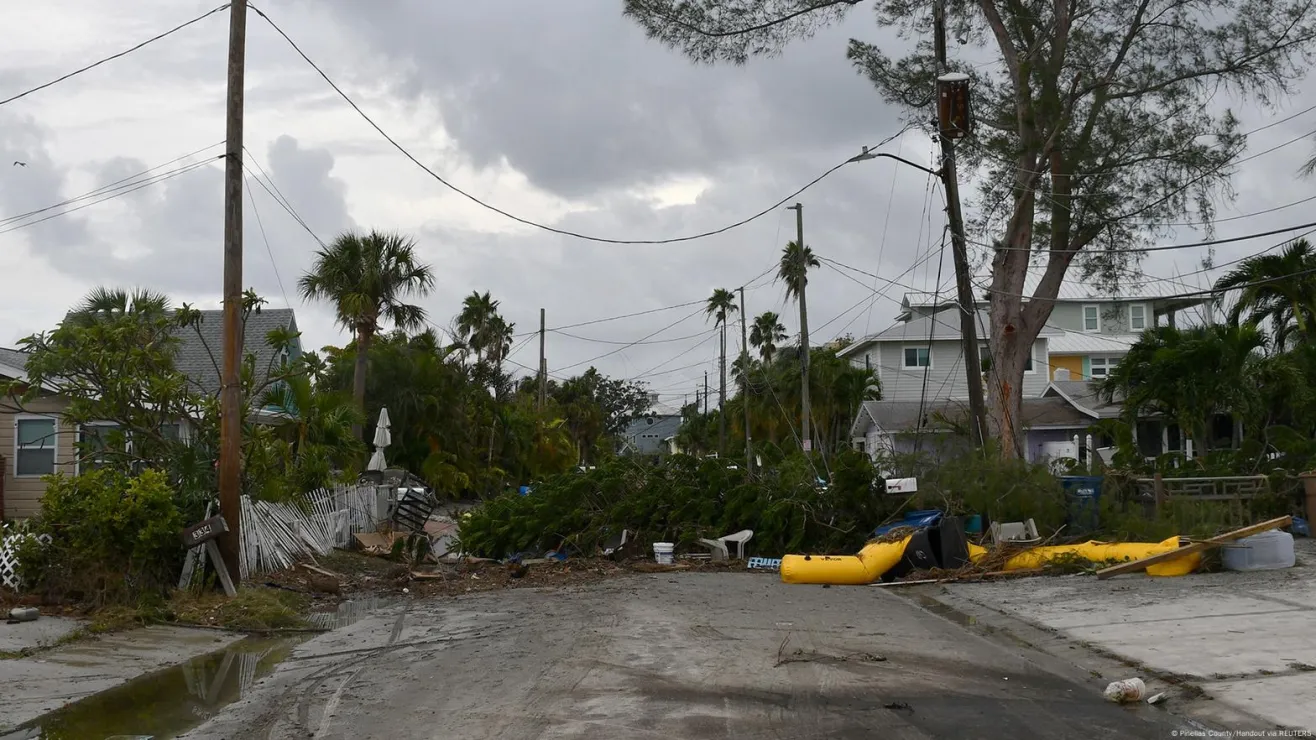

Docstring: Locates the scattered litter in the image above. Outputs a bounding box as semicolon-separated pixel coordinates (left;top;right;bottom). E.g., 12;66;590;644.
8;606;39;622
883;701;913;712
1146;692;1168;705
1103;677;1147;703
652;542;675;565
748;557;782;571
1293;516;1310;537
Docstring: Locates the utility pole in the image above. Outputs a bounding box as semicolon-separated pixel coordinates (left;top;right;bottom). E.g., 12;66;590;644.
538;308;547;410
217;0;248;584
786;203;812;453
934;0;987;449
738;286;752;474
703;371;709;415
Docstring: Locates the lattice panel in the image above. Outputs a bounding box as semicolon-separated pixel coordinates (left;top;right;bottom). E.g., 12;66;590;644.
0;524;48;592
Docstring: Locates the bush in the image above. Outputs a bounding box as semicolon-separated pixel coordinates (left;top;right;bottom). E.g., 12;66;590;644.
878;445;1070;536
18;469;187;605
457;450;899;558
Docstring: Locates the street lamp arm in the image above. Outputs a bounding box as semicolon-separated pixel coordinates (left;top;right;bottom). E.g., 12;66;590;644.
848;147;941;177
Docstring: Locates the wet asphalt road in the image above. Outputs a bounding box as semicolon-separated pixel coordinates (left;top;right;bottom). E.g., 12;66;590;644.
183;573;1191;739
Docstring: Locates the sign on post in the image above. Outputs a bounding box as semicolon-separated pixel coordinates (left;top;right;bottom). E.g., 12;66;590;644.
180;515;237;597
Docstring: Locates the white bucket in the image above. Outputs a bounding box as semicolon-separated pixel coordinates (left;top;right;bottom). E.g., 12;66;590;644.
652;542;675;565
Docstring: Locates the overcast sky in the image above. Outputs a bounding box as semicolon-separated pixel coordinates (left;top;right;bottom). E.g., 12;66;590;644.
2;1;1315;404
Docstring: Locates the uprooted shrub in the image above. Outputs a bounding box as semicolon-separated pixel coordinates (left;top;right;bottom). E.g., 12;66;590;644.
17;469;186;606
881;445;1071;536
457;450;899;558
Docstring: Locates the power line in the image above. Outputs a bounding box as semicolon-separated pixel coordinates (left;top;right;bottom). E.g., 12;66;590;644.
250;3;911;245
550;327;715;345
982;218;1316;255
0;157;219;236
0;141;223;227
242;172;290;307
0;4;231;107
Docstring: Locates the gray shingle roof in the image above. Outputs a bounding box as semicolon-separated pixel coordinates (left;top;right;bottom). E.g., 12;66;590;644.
1043;380;1124;419
0;309;298;397
0;347;30;375
175;309;298;396
855;395;1094;435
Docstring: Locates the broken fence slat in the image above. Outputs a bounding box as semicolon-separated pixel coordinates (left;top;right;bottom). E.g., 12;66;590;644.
1094;515;1292;580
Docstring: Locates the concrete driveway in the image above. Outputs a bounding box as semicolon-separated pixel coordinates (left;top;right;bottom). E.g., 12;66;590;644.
183;573;1187;739
935;538;1316;732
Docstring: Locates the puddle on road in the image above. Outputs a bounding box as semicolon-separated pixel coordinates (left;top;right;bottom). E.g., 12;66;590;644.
2;598;395;740
910;594;977;627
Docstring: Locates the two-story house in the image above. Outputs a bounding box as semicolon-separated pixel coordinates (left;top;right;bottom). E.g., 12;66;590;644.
0;308;301;519
1039;282;1211;381
618;396;683;457
842;280;1211;465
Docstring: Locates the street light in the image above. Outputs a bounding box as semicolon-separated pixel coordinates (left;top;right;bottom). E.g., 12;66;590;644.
848;145;941;177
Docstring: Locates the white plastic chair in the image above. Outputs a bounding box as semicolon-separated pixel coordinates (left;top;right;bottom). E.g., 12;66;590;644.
718;529;754;559
990;519;1041;546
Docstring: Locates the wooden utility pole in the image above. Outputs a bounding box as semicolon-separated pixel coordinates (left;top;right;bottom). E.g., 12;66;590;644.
538;308;547;410
738;286;752;474
786;203;811;453
704;371;709;415
217;0;248;584
934;0;987;449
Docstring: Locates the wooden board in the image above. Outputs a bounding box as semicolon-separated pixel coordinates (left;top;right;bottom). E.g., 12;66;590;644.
1095;515;1292;580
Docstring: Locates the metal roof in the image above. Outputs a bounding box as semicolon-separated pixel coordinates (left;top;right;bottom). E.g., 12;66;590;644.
1047;332;1141;355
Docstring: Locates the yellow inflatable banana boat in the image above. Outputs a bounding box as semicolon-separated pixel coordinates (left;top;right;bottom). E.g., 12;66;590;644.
782;534;1200;585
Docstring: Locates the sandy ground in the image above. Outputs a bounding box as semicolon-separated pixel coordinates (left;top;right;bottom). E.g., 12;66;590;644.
180;573;1192;740
932;537;1316;732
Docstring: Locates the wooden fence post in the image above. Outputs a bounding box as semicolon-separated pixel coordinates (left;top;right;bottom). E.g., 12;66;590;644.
1154;472;1166;518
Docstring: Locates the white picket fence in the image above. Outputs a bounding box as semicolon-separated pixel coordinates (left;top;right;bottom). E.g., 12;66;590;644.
236;484;383;579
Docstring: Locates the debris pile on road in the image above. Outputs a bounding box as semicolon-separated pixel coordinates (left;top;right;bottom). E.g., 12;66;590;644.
779;511;1299;586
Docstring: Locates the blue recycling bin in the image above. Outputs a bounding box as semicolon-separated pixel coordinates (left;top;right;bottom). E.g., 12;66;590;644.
1060;476;1103;533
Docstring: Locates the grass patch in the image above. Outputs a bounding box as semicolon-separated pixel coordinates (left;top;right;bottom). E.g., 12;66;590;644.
169;587;311;631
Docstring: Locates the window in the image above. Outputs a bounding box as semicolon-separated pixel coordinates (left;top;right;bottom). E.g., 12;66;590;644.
1083;305;1100;332
15;417;56;476
903;347;931;368
1089;356;1116;378
1129;304;1146;331
78;423;121;473
160;423;182;441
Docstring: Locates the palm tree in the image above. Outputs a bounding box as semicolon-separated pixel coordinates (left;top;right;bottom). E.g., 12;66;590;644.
457;291;500;364
1215;239;1316;350
298;230;434;439
705;288;738;456
778;240;819;449
749;311;788;364
777;240;820;303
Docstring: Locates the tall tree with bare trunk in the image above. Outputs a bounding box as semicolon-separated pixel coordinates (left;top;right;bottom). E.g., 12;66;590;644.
625;0;1316;456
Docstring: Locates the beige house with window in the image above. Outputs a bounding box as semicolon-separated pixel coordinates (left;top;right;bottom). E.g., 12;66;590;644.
0;308;300;520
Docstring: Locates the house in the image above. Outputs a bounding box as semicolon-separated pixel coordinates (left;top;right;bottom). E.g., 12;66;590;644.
1037;282;1211;381
840;279;1213;467
850;394;1099;467
619;396;683;457
0;308;301;519
835;309;1062;402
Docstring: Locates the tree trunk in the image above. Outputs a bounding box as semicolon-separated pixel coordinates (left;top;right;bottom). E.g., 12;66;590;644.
352;324;373;441
719;323;727;456
987;285;1036;459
